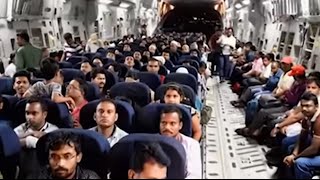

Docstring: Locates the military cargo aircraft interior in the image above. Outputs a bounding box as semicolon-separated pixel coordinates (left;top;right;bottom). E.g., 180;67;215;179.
1;0;320;179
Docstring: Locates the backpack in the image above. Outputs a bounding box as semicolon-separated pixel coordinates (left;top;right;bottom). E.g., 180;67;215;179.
200;105;212;125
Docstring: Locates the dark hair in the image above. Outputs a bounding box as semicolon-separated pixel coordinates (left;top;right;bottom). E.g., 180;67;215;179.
63;33;73;40
26;96;48;112
308;71;320;79
47;131;81;155
72;78;88;97
40;58;60;80
164;84;185;99
129;142;171;173
98;98;117;110
162;48;170;54
300;92;319;105
91;68;106;79
9;53;15;61
244;42;253;47
17;32;30;42
199;61;207;69
160;105;183;122
307;77;320;88
265;53;275;61
125;70;139;80
13;70;31;84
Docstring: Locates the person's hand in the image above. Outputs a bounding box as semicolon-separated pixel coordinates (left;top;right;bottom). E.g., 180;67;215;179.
73;121;83;129
270;127;280;137
283;154;295;167
66;97;76;110
280;126;287;135
31;131;46;138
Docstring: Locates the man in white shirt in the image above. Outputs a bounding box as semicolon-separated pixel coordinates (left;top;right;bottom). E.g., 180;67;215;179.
4;53;16;78
159;105;202;179
90;98;127;147
14;96;58;148
217;28;236;82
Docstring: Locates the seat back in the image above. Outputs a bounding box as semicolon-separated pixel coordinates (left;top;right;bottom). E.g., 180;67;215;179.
13;99;72;128
109;133;186;179
58;61;73;69
67;56;86;65
155;84;196;108
61;68;85;83
80;100;135;132
0;95;19;125
85;82;101;101
138;72;161;91
172;65;199;80
36;129;110;178
164;73;198;93
109;82;151;107
0;77;14;95
136;103;192;136
0;124;21;179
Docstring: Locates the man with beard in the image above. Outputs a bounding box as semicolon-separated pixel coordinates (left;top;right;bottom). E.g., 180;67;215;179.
12;70;31;98
91;68;106;95
159;105;202;179
29;131;100;179
90;98;127;147
283;92;320;179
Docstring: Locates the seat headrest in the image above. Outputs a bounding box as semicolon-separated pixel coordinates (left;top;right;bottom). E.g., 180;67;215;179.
109;133;186;179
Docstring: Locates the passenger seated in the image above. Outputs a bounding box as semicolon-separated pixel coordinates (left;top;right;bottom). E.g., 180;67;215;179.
14;97;58;149
29;131;100;179
147;58;165;84
91;68;106;95
128;142;171;179
23;58;75;107
125;56;139;72
92;56;104;68
80;60;93;77
282;92;320;179
13;70;31;98
66;78;88;128
163;84;202;141
89;98;127;147
159;105;202;179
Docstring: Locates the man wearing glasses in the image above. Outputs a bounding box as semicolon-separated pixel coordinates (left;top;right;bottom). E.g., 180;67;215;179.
29;131;100;179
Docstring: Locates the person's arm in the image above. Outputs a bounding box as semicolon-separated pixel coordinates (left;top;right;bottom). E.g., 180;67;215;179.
15;50;24;70
185;140;202;179
278;111;304;129
192;112;202;141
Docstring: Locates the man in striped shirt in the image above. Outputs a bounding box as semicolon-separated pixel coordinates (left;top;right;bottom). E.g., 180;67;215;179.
61;33;83;61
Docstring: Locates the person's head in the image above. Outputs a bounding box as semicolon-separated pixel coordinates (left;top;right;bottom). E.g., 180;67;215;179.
125;56;135;69
159;105;183;138
243;42;253;52
91;68;106;91
107;51;116;61
148;44;157;55
42;47;50;59
123;43;131;52
80;60;93;75
280;56;294;72
170;41;178;52
226;27;233;37
47;131;82;179
288;65;306;81
306;77;320;96
133;51;142;61
63;33;74;45
13;70;31;97
308;71;320;80
182;44;190;53
9;53;15;64
17;32;30;46
263;53;274;66
190;49;199;57
25;96;48;131
41;58;63;84
300;92;319;118
125;71;139;83
66;78;87;100
199;61;207;74
95;98;118;129
271;61;281;74
162;49;170;61
147;58;161;74
143;51;151;58
164;84;184;104
128;143;171;179
92;57;104;68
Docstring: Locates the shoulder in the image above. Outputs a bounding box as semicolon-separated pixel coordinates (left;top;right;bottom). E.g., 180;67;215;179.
116;126;128;137
79;167;101;179
181;134;200;148
47;123;59;131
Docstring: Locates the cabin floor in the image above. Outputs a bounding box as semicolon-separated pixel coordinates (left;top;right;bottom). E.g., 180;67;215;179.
202;76;278;179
